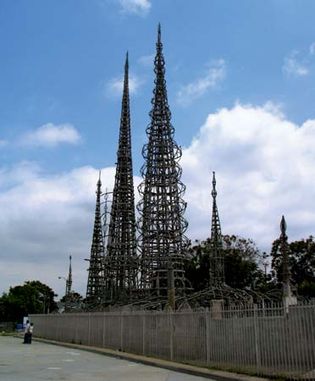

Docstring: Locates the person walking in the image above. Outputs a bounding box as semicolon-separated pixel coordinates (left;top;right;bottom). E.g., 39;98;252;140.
28;323;34;344
23;320;30;344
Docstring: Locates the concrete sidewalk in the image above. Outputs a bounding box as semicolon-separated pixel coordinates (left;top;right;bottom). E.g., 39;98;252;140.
1;335;212;381
31;336;270;381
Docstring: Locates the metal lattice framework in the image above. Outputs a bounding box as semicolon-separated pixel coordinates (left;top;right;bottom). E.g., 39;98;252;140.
105;53;138;303
137;25;188;299
170;173;282;309
66;255;72;296
280;215;292;299
86;175;106;307
81;27;282;313
209;171;225;287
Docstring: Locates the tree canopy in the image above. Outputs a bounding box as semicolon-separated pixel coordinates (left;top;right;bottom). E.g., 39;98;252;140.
185;235;267;292
185;233;315;300
0;280;58;322
270;235;315;298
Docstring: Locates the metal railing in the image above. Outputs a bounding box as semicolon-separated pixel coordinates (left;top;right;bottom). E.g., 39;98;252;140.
30;302;315;380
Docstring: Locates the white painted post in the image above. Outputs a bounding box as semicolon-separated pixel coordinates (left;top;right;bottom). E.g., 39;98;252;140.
254;305;261;371
142;313;146;355
102;312;106;348
88;313;91;346
206;309;210;365
120;313;123;351
169;312;174;361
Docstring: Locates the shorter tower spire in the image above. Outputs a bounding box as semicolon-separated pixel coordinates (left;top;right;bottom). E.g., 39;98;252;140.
211;171;217;199
86;175;106;307
66;255;72;296
280;215;291;298
209;171;224;287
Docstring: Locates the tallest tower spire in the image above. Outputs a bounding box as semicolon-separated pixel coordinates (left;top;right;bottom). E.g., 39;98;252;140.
138;25;188;298
105;53;137;303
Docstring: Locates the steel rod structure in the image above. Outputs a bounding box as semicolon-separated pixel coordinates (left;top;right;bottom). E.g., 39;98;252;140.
105;53;138;304
280;215;292;299
66;255;72;296
137;25;188;299
85;174;106;308
209;171;225;287
83;27;282;311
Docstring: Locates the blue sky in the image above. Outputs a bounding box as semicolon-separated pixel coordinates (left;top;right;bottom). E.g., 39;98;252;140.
0;0;315;297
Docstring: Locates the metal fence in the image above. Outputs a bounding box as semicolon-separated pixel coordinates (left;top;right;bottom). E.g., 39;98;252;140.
30;302;315;380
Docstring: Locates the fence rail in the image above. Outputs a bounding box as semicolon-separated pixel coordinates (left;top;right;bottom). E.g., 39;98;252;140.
30;303;315;380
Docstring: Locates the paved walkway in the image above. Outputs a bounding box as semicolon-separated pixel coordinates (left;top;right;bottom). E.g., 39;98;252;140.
0;336;212;381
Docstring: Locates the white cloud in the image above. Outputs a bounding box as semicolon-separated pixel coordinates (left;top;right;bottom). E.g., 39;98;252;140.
20;123;81;147
0;164;111;296
1;103;315;298
283;51;309;77
0;162;142;297
138;53;155;66
177;59;226;105
107;73;143;95
0;139;7;147
310;42;315;55
119;0;151;15
181;103;315;251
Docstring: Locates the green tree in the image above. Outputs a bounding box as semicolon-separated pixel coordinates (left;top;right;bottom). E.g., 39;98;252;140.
26;280;58;313
223;235;263;289
270;235;315;298
185;239;210;291
185;235;266;291
0;281;58;322
60;291;83;304
59;291;84;312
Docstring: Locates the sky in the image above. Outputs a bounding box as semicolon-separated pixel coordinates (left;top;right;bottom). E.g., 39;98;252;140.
0;0;315;298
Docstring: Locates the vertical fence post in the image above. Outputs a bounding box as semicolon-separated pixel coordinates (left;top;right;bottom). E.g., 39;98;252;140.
102;312;106;348
206;309;210;365
31;303;315;378
120;313;123;351
142;313;146;356
254;305;261;372
169;312;174;361
56;315;59;341
88;312;91;346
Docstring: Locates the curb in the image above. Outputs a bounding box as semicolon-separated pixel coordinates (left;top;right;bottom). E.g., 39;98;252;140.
31;337;270;381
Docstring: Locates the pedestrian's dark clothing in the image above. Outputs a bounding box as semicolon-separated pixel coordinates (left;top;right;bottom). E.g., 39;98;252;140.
24;332;31;343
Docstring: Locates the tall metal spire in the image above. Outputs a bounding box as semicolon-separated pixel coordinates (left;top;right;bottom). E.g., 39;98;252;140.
105;53;137;302
137;25;188;298
209;171;224;287
280;215;291;298
66;255;72;296
86;173;106;307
